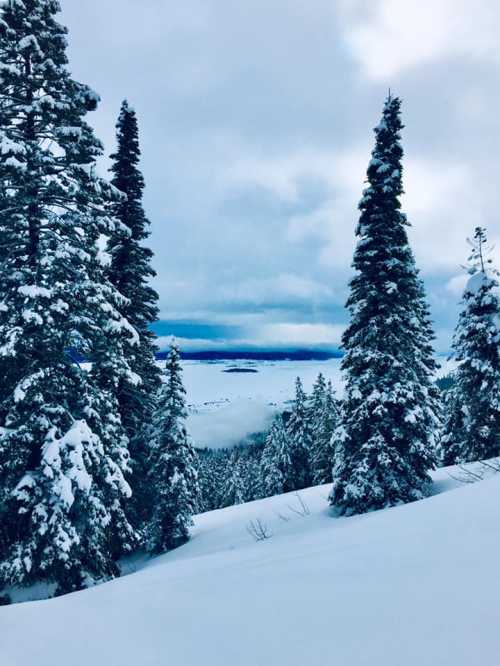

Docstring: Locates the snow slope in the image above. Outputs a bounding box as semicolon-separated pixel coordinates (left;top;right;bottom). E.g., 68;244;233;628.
2;468;499;666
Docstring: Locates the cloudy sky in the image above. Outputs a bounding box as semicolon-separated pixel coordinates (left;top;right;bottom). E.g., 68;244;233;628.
61;0;500;353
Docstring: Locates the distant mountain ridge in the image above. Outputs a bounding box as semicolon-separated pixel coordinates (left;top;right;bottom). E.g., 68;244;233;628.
156;349;343;362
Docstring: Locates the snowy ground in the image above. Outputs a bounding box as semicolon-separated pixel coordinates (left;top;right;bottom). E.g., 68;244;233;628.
2;463;499;666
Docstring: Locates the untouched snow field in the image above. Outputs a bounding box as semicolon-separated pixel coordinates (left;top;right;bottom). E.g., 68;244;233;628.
2;466;500;666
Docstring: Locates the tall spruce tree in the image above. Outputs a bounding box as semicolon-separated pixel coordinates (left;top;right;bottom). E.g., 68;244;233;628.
441;228;500;464
109;101;161;526
147;343;198;554
330;95;439;516
0;0;138;592
286;377;312;490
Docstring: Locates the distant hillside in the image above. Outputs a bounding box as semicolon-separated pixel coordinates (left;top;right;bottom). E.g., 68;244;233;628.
157;349;343;362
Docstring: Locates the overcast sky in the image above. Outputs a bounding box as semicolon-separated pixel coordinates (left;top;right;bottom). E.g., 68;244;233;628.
61;0;500;352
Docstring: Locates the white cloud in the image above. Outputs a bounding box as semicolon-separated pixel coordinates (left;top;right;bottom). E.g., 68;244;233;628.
219;274;334;305
226;150;339;202
156;322;346;352
338;0;500;80
403;160;483;271
284;148;493;274
62;1;500;350
188;399;276;449
254;323;345;347
445;274;468;297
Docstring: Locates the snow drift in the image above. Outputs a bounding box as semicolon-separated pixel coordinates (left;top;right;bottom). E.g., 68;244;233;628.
1;468;499;666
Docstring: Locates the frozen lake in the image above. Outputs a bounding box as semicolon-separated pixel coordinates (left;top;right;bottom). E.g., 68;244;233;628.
181;356;454;449
182;358;343;449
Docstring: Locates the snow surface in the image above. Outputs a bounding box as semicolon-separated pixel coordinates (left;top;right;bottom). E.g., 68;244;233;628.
2;465;500;666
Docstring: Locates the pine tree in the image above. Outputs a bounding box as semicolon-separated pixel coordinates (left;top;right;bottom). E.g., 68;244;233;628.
330;95;439;516
311;380;338;485
242;453;263;502
108;101;161;525
195;450;212;513
286;377;312;490
147;343;198;554
0;0;138;592
261;414;291;496
441;228;500;464
222;450;247;507
440;388;463;466
308;373;327;425
197;448;227;512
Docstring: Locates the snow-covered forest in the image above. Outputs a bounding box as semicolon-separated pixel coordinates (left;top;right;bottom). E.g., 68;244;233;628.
0;1;499;664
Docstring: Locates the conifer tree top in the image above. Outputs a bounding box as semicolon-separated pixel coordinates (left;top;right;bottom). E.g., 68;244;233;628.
463;227;499;292
160;342;187;420
454;226;499;358
358;94;405;227
111;101;143;175
0;0;113;217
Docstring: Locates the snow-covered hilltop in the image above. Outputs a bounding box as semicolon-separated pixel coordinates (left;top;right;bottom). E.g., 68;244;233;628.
2;467;499;666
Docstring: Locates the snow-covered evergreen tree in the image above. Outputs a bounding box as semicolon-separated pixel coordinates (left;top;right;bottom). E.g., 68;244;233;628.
222;450;246;507
108;101;161;525
330;95;439;516
441;228;500;464
242;454;263;502
440;388;463;466
306;373;337;484
261;414;291;496
311;380;338;485
197;449;227;512
308;373;327;426
0;0;138;592
286;377;312;490
147;343;198;554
